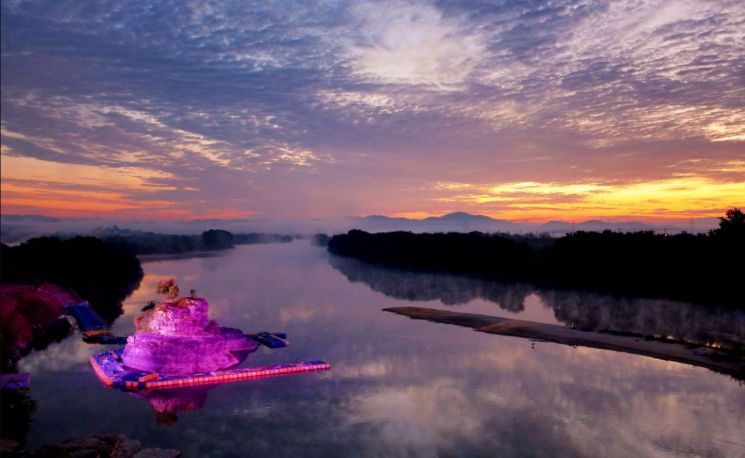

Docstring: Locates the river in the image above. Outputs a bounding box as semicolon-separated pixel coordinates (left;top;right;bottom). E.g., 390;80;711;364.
18;241;745;457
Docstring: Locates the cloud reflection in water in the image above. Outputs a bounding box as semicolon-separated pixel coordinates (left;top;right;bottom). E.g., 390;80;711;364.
15;243;745;457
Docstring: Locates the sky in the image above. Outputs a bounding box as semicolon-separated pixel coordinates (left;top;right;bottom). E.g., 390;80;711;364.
1;0;744;223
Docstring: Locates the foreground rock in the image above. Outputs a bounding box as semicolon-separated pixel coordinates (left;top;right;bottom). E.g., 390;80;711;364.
384;306;745;379
8;433;180;457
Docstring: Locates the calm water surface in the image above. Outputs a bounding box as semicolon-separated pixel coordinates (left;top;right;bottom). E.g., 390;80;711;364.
20;241;745;457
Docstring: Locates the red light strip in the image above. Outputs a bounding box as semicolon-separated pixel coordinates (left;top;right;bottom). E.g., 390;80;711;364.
143;362;331;390
89;353;330;392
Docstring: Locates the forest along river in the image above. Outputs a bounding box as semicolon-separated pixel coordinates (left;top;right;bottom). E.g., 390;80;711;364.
18;240;745;457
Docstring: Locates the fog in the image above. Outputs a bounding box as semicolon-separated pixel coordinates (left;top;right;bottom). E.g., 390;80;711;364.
0;213;718;244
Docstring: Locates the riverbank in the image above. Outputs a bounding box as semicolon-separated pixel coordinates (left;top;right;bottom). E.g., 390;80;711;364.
384;306;745;380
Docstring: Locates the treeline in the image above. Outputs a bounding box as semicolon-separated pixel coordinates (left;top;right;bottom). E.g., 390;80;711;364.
234;233;294;244
100;229;234;254
328;209;745;307
0;237;144;323
99;229;294;255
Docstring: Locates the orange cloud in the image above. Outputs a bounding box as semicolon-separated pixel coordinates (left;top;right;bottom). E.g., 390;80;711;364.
1;154;174;189
0;154;255;220
425;175;745;222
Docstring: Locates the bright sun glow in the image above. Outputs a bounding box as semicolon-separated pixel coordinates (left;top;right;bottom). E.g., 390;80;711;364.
428;177;745;221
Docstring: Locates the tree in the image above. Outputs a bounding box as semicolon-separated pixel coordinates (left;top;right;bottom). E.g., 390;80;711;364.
201;229;234;250
714;208;744;238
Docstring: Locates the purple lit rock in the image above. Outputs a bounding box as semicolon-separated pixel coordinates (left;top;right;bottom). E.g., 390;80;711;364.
121;297;258;375
134;298;210;335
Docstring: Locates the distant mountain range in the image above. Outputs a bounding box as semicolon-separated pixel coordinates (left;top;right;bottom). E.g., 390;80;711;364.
0;212;721;244
354;212;715;235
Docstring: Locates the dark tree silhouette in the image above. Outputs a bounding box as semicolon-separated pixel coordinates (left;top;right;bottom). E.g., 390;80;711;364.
94;228;293;255
713;208;744;238
328;209;744;307
201;229;234;250
1;237;144;322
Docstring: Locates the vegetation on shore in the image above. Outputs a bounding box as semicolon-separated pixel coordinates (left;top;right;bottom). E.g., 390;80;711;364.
0;228;295;368
96;228;293;255
234;233;294;245
328;209;744;307
1;236;144;323
100;228;235;254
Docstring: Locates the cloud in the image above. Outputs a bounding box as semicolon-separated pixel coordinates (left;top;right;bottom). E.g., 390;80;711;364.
1;0;743;220
346;1;485;90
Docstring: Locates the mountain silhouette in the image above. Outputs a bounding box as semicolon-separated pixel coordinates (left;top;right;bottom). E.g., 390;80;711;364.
357;212;661;234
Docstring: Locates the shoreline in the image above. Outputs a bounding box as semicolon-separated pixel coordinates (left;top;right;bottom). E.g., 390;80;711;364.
383;306;745;380
137;250;225;263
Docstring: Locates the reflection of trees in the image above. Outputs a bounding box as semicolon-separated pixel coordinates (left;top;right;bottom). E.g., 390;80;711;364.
539;290;745;351
329;255;531;312
330;254;745;352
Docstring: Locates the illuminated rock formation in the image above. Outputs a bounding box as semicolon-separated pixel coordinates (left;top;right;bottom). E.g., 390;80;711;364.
121;296;258;375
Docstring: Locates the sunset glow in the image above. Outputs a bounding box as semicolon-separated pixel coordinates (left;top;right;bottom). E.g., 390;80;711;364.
430;176;745;222
1;1;743;224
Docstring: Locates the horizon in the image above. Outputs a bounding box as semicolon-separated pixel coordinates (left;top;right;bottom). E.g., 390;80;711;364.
2;1;744;223
2;209;727;225
0;210;724;241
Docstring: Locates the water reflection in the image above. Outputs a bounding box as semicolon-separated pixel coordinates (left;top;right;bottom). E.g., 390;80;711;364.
330;255;531;311
330;254;745;351
134;387;210;426
13;243;745;457
541;290;745;352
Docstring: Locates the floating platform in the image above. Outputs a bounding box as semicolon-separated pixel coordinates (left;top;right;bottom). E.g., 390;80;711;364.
66;302;110;337
247;332;289;348
89;348;330;391
83;334;128;345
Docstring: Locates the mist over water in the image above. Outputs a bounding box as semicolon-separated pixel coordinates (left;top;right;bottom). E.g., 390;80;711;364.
17;241;745;457
0;212;721;245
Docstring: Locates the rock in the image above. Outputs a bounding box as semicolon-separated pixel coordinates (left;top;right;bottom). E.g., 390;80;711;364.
122;297;258;375
112;439;142;458
13;444;65;457
132;448;182;458
61;436;113;456
67;449;99;458
98;433;127;446
11;434;175;458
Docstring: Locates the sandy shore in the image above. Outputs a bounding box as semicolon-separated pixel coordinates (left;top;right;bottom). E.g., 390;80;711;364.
383;306;745;380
